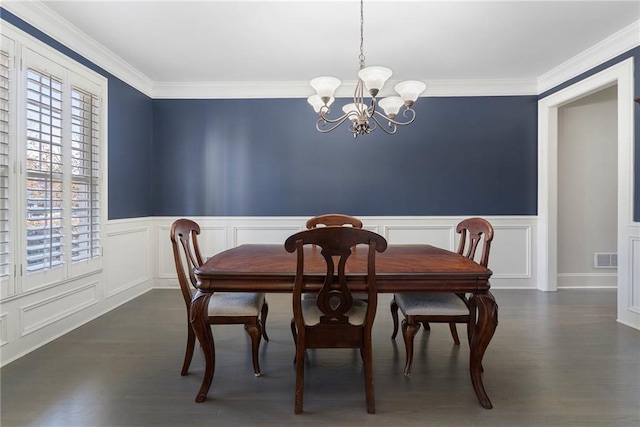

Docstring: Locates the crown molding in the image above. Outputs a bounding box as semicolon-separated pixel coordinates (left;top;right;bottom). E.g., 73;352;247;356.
152;78;538;99
152;81;313;99
537;20;640;94
2;0;154;97
421;79;538;97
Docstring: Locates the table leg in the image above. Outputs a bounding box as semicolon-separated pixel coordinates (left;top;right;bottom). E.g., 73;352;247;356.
189;290;214;403
468;291;498;409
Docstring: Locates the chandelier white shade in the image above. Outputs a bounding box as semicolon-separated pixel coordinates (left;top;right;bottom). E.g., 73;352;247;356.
307;94;334;113
310;77;341;101
357;66;392;95
378;96;404;118
308;0;427;137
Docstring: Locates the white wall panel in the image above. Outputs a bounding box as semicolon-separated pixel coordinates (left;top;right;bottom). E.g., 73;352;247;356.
0;312;7;346
384;225;453;248
490;225;531;279
104;227;149;298
199;226;228;258
20;282;99;337
631;236;640;312
234;226;301;246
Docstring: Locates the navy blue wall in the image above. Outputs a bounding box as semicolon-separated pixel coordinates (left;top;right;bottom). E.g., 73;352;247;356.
153;96;538;216
1;8;154;220
107;78;154;219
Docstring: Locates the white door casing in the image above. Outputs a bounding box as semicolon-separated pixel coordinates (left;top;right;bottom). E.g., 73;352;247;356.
538;57;639;329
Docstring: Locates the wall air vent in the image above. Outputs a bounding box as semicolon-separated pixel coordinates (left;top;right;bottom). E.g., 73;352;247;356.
594;253;618;269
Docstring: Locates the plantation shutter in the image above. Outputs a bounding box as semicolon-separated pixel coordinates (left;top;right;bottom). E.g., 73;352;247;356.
25;68;64;273
0;48;9;279
70;87;100;262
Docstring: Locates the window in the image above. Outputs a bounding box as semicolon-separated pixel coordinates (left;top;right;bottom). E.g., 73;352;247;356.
70;88;100;263
25;68;65;273
1;26;106;297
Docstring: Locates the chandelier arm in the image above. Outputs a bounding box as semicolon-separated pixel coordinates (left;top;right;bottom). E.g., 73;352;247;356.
366;118;377;133
368;97;377;116
372;107;417;126
315;114;353;133
317;110;351;124
369;114;398;135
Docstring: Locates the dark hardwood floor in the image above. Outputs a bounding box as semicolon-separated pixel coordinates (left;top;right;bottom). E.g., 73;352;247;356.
1;289;639;426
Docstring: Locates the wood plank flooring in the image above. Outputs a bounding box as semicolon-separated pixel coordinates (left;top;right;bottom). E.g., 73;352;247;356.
1;289;639;426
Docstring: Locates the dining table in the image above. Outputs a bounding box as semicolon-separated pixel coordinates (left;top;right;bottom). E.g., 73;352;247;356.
192;243;498;408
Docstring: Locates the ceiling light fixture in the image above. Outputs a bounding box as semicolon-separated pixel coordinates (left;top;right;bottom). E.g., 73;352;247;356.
308;0;427;137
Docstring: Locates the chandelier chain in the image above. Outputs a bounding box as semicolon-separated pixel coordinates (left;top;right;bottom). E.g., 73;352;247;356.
359;0;365;69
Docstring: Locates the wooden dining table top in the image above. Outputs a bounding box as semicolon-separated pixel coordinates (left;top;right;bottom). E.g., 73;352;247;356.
194;243;493;293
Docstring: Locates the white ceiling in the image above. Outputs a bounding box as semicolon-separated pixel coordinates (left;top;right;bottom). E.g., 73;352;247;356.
9;1;640;96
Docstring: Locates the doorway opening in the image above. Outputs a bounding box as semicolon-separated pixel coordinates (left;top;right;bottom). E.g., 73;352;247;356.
557;85;618;289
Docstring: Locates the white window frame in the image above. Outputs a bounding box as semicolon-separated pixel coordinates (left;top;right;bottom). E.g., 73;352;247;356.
1;23;107;298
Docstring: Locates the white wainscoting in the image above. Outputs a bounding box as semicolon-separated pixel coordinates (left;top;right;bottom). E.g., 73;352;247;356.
0;217;154;367
155;216;538;290
4;214;630;366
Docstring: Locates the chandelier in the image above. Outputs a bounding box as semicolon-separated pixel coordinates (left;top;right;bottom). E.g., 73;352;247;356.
307;0;426;137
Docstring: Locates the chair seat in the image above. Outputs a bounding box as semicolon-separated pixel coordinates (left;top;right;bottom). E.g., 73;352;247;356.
208;292;265;317
301;298;368;326
395;292;468;316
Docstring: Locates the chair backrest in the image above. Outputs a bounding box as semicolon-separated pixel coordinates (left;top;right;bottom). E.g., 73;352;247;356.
455;217;494;267
285;227;387;329
170;218;205;308
305;214;363;229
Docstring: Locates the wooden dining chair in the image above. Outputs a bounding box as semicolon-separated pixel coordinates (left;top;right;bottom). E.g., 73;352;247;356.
299;213;367;316
303;213;364;295
170;218;269;377
285;227;387;414
390;217;494;375
305;213;363;229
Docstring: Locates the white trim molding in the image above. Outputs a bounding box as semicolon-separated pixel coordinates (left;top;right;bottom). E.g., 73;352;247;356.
152;78;539;99
538;20;640;94
2;0;153;96
538;58;637;329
